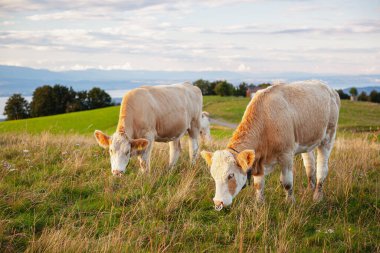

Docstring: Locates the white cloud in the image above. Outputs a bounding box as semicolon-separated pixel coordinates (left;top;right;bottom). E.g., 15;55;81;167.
237;63;251;72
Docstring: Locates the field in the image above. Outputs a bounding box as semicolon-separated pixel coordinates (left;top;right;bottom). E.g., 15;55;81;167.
0;97;379;252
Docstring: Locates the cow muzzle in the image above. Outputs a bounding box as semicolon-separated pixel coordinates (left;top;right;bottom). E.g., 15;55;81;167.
112;170;123;177
214;200;224;211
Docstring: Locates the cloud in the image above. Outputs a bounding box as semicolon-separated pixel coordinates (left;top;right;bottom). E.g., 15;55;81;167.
237;63;251;72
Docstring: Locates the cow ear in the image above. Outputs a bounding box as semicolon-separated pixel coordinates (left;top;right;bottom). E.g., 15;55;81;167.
130;138;149;151
201;150;213;167
236;150;255;173
94;130;110;149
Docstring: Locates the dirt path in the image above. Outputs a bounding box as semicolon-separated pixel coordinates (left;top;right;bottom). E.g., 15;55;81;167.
209;118;238;129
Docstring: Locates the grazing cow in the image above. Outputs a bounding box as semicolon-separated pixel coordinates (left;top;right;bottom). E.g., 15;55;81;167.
200;111;212;144
201;80;340;210
95;82;202;175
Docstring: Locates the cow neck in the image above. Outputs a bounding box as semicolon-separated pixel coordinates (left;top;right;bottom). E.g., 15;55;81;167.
116;97;134;138
226;99;263;154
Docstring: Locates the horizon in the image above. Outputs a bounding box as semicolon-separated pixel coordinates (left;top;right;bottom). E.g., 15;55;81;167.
0;0;379;75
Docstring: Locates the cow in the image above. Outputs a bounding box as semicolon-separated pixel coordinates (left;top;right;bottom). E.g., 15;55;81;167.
94;82;203;175
200;111;212;144
201;80;340;210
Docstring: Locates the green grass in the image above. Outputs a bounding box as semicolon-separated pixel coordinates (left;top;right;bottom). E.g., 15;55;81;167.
0;96;379;251
0;133;378;252
1;97;379;137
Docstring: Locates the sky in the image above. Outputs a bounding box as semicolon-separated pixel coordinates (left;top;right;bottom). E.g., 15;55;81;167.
0;0;379;74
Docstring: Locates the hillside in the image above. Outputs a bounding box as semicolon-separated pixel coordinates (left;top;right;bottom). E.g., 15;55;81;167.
0;97;379;252
1;97;379;136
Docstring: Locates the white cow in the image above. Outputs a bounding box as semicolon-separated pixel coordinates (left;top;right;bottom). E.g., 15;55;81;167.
201;80;340;210
95;82;203;175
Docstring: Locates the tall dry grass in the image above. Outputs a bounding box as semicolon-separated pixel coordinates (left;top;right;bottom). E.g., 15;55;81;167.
0;132;379;252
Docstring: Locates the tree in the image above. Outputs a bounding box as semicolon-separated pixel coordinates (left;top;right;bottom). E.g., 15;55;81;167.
258;83;271;89
235;82;248;97
52;84;75;114
30;85;55;117
336;89;350;100
349;87;358;97
214;80;234;96
369;90;380;103
193;79;211;95
87;87;112;109
66;90;89;112
4;94;30;120
357;92;368;101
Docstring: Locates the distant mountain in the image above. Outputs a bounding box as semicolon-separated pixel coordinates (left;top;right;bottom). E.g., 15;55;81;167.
0;65;379;96
342;86;380;95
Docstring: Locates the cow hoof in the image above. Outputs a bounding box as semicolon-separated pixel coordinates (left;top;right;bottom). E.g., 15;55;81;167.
286;195;296;204
313;191;323;202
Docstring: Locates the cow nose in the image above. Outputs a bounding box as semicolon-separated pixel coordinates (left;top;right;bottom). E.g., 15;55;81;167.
213;200;224;211
112;170;122;176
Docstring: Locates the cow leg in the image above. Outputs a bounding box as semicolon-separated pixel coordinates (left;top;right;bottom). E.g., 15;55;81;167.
168;139;181;168
314;133;335;201
138;139;153;173
253;175;265;202
188;127;200;164
301;151;316;190
280;156;295;203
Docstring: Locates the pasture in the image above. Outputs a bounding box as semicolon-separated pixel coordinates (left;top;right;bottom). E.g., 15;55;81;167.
0;97;379;252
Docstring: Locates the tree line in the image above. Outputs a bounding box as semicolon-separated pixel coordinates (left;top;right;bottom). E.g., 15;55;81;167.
193;79;270;96
4;85;112;120
336;87;380;103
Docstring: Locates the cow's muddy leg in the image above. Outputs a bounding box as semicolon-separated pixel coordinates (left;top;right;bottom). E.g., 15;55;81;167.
314;133;335;201
169;139;181;168
280;156;295;203
301;151;316;190
188;127;200;164
138;139;153;173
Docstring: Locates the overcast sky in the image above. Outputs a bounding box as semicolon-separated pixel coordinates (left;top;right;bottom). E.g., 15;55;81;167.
0;0;379;74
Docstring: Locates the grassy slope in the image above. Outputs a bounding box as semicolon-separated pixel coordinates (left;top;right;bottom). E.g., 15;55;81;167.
0;133;379;252
1;97;380;136
0;96;379;252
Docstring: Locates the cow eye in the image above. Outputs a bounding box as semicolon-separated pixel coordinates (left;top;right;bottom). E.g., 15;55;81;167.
227;174;234;180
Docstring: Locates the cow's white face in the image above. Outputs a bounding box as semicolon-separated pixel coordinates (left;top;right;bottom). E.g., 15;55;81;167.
94;130;149;176
201;149;255;211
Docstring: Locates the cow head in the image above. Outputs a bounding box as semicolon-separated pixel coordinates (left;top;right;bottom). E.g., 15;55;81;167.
94;130;149;176
201;149;255;210
200;111;212;144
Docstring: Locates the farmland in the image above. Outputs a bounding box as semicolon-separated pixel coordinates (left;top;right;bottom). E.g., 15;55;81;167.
0;97;379;252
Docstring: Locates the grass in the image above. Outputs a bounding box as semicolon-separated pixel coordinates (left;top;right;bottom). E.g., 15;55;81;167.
0;133;379;252
0;96;379;252
1;97;379;136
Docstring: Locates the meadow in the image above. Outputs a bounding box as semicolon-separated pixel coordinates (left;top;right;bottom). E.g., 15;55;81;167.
0;97;379;252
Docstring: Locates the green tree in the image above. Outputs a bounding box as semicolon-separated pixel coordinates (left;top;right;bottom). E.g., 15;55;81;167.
30;85;55;117
258;83;271;89
87;87;112;109
357;92;368;101
214;80;234;96
66;90;89;112
336;89;350;100
235;82;248;97
193;79;211;95
369;90;380;103
4;94;30;120
349;87;358;97
52;84;75;114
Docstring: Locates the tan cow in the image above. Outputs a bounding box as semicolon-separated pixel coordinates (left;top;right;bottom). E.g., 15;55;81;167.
201;80;340;210
95;82;202;175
